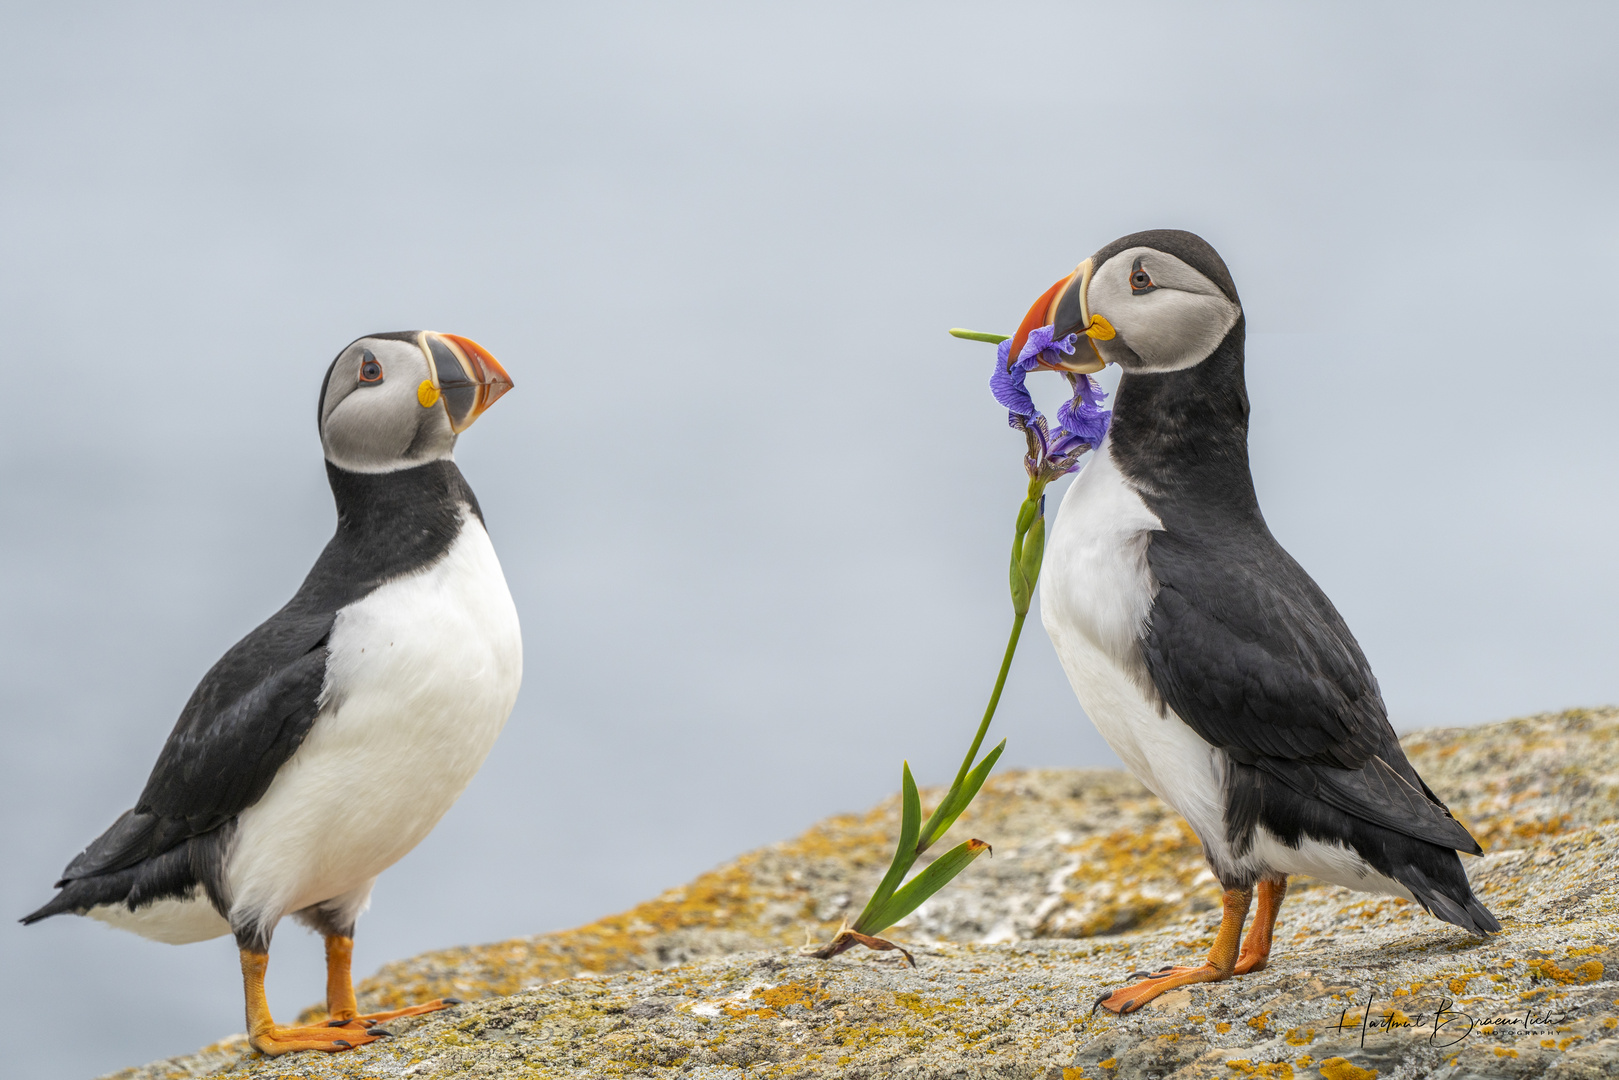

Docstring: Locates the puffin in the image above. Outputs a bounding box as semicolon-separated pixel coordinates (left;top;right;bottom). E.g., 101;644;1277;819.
1005;231;1499;1014
24;331;522;1055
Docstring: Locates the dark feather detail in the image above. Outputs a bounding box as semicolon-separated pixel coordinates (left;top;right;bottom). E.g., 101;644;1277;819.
23;459;481;926
1226;762;1498;935
1247;755;1481;855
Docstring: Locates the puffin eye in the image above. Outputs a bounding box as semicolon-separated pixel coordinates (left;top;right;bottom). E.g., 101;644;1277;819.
1130;256;1158;295
358;350;384;384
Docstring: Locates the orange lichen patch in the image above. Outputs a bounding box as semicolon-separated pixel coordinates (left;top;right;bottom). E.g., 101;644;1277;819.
1317;1058;1378;1080
1526;958;1604;985
720;981;825;1018
1494;1047;1519;1058
1225;1060;1294;1078
1285;1028;1317;1046
1098;1057;1118;1069
1248;1011;1273;1032
1036;819;1206;939
1448;972;1481;995
1216;1022;1233;1033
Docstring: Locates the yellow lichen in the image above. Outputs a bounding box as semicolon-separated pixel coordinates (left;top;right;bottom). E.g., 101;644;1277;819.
1225;1060;1294;1078
1526;958;1604;984
1317;1058;1378;1080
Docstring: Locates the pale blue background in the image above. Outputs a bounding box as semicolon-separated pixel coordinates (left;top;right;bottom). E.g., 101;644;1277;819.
3;3;1615;1077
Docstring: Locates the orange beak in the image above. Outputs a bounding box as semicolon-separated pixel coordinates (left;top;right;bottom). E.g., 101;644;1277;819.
421;332;514;433
1004;260;1108;374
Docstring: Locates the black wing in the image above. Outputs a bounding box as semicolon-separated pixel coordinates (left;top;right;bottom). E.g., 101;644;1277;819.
55;603;333;885
1141;525;1480;855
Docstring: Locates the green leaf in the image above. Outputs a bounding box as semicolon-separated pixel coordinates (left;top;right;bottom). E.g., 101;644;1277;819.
851;763;921;933
948;328;1010;344
919;739;1005;852
855;839;993;935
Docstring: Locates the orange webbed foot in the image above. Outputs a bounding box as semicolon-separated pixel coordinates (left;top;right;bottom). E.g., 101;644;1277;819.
1232;951;1269;975
250;1022;389;1056
1091;962;1229;1015
327;997;464;1030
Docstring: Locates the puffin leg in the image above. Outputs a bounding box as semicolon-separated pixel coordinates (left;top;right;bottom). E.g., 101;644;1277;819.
321;934;462;1028
1233;876;1287;975
1093;886;1252;1015
240;948;385;1056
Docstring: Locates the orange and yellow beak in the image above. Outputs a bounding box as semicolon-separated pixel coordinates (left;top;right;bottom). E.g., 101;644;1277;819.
416;332;514;433
1005;258;1112;375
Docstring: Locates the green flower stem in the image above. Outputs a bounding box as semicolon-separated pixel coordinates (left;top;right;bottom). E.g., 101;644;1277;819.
817;479;1051;952
949;612;1024;796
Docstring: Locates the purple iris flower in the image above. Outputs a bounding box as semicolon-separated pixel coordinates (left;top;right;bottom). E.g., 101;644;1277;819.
989;324;1111;479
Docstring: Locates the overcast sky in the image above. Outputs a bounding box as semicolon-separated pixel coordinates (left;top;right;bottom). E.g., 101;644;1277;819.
3;3;1616;1077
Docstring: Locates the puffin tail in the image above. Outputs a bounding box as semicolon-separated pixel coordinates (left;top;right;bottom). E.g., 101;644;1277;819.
1398;855;1501;937
21;882;103;925
21;810;232;927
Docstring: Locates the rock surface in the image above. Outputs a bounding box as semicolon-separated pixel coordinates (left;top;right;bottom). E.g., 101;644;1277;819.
107;708;1619;1079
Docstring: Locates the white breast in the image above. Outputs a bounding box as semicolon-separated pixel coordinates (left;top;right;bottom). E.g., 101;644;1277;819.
226;511;522;939
1039;442;1233;870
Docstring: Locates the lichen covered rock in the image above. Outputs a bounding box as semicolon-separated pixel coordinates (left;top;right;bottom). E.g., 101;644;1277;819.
104;709;1619;1079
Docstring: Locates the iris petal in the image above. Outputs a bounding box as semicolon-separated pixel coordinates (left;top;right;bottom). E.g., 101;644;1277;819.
989;326;1111;480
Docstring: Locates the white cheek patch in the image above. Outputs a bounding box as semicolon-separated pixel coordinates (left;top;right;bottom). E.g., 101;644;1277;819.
320;342;457;473
1090;247;1241;373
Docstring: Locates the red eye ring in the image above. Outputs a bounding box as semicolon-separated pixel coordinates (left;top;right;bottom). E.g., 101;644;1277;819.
358;350;384;383
1129;255;1158;296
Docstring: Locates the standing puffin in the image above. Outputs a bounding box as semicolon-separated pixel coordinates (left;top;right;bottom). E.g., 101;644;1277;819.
24;332;521;1054
1007;231;1499;1014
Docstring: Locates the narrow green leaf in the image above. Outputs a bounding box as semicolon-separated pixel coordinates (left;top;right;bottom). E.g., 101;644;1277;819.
856;839;993;935
852;763;922;932
948;328;1010;344
920;739;1006;851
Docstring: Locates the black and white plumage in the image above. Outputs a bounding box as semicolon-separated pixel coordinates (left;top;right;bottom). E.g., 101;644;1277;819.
25;331;520;1053
1012;231;1496;1009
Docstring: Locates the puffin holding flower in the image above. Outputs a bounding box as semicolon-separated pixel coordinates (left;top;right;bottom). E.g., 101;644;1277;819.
990;229;1496;1014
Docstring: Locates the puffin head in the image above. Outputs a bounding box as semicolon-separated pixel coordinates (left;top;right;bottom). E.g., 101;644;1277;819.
318;331;513;472
1007;229;1242;376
